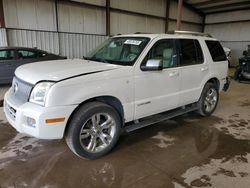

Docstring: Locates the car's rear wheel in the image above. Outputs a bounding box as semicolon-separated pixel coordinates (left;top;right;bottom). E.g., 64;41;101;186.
65;102;121;159
197;83;219;116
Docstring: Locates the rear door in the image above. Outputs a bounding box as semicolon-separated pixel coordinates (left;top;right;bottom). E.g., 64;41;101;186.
0;49;16;83
178;39;209;106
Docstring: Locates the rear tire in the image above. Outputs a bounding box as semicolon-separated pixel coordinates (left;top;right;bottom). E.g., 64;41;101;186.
65;102;121;159
197;83;219;116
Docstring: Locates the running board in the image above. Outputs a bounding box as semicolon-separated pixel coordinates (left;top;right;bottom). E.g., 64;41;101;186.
124;103;198;133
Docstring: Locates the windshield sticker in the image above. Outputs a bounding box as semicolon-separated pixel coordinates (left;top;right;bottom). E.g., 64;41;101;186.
124;40;142;45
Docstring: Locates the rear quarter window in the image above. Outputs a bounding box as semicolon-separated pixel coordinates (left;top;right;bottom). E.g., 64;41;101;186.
205;40;227;62
17;50;37;59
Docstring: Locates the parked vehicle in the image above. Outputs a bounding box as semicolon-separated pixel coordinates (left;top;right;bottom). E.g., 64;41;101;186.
0;47;66;84
234;50;250;81
4;31;230;159
223;47;232;67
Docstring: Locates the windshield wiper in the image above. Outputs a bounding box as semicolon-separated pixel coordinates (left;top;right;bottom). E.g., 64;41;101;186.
94;57;109;64
84;56;109;64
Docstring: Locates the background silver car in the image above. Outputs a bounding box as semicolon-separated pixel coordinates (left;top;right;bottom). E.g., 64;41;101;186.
0;47;66;84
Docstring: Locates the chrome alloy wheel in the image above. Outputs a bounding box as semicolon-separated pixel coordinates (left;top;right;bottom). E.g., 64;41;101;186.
204;88;218;113
79;113;116;153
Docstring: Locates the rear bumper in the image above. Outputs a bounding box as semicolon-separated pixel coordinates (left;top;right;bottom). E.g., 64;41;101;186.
223;77;230;91
4;90;77;139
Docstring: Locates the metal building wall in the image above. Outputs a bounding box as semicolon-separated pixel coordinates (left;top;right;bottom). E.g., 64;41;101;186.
72;0;105;6
57;2;107;58
169;1;203;32
205;10;250;66
3;0;57;31
57;3;106;35
110;12;165;35
110;0;166;35
59;33;106;59
1;0;203;58
7;29;59;54
0;28;7;46
111;0;166;17
168;21;202;32
1;0;106;58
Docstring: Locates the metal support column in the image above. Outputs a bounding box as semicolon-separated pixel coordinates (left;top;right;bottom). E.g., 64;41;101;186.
165;0;170;33
106;0;110;36
176;0;183;30
0;0;5;28
55;0;61;54
201;15;206;32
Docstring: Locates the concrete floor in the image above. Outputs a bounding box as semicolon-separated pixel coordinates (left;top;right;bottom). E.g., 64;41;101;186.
0;80;250;188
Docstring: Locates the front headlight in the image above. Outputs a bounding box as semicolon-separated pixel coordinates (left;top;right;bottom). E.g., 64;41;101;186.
29;82;55;106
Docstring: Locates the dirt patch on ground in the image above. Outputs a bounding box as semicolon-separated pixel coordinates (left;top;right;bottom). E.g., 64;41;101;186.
239;100;250;107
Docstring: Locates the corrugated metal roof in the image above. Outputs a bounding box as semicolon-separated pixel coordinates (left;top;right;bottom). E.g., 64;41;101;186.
185;0;250;14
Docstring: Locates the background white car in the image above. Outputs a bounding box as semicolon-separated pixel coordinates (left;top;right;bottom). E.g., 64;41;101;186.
223;46;232;67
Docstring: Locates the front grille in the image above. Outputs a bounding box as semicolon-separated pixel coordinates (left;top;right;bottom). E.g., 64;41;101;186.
6;103;16;120
11;76;34;104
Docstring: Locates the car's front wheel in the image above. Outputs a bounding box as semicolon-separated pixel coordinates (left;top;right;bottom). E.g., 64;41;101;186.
65;102;121;159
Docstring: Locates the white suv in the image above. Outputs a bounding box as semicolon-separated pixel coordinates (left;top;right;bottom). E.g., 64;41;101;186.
4;31;230;159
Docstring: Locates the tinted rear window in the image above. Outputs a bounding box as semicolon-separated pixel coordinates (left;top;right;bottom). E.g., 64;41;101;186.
205;40;227;62
17;50;38;59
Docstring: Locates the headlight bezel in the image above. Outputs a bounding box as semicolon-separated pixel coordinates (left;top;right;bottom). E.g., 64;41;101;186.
29;81;55;106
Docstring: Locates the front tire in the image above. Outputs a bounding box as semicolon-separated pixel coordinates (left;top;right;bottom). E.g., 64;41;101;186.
197;83;219;116
65;102;121;159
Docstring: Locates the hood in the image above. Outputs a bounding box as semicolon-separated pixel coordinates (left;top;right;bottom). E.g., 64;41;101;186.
15;59;122;85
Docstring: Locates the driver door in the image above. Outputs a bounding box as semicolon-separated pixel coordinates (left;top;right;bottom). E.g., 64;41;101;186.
134;39;181;119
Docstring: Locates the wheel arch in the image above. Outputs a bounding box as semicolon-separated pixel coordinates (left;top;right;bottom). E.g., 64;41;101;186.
64;95;125;136
206;77;220;91
198;77;220;102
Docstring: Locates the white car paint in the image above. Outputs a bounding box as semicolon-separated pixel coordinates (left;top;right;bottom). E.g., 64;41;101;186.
15;59;121;84
4;33;228;139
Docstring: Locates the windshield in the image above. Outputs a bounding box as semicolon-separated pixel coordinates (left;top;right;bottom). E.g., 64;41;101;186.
85;37;150;66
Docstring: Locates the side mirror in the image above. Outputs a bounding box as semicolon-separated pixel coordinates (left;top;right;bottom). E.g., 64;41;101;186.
243;50;248;56
141;59;163;71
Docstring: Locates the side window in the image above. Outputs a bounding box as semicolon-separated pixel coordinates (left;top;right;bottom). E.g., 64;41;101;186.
194;40;204;64
205;40;227;62
0;50;15;61
17;50;37;59
179;39;204;66
144;39;177;69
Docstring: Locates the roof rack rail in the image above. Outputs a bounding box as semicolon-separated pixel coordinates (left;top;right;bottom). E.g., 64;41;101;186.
134;32;152;34
167;30;212;38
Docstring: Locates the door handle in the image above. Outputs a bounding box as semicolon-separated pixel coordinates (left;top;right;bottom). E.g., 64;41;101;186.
169;71;179;77
201;67;208;72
